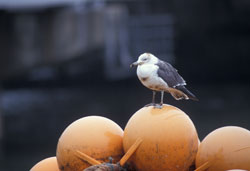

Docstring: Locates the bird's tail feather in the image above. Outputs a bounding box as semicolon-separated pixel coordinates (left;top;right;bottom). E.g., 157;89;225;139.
175;85;198;101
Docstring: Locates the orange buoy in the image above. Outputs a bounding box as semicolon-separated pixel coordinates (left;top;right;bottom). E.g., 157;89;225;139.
30;156;59;171
123;104;199;171
196;126;250;171
56;116;124;171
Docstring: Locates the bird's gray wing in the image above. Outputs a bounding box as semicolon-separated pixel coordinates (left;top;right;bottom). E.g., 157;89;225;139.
157;61;186;87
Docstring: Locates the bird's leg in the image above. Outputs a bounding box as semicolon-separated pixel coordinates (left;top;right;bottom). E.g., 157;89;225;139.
160;91;164;105
154;91;164;109
152;91;156;104
145;91;157;107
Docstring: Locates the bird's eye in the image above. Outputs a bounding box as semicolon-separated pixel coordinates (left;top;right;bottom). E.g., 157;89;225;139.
142;58;147;61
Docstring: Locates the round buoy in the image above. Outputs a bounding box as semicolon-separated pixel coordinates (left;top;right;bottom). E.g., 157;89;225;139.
196;126;250;171
123;104;199;171
30;157;59;171
56;116;124;171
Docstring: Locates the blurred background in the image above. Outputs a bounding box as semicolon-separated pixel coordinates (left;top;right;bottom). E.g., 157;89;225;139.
0;0;249;170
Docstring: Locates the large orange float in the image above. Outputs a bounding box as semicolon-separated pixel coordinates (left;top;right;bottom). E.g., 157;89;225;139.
196;126;250;171
123;104;199;171
56;116;124;171
30;156;59;171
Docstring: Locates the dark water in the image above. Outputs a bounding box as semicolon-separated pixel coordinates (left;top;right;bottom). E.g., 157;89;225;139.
0;81;249;170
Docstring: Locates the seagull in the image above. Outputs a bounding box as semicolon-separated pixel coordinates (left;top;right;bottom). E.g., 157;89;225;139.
130;53;198;107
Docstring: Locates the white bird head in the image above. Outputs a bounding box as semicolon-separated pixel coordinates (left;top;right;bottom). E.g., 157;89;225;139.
130;53;159;68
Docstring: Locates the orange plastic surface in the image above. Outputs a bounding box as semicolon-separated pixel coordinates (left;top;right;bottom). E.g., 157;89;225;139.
30;157;59;171
196;126;250;171
56;116;124;171
123;104;199;171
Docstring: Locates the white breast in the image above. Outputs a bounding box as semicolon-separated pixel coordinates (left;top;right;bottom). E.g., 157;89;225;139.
137;64;158;78
136;64;169;91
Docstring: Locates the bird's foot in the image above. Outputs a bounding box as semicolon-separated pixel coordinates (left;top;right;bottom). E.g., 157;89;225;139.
144;103;163;108
153;103;163;109
144;103;156;107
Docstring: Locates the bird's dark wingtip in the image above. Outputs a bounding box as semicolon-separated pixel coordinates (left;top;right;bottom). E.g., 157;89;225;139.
189;96;199;101
175;85;198;101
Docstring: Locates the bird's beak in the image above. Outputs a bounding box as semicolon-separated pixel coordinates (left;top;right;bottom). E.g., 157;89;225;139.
130;62;139;68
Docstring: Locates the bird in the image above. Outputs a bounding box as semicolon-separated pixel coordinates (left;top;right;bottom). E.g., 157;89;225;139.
130;53;198;108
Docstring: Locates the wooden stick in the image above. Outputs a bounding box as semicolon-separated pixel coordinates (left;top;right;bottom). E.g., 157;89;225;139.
234;146;250;152
194;160;212;171
75;150;101;166
119;137;143;166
